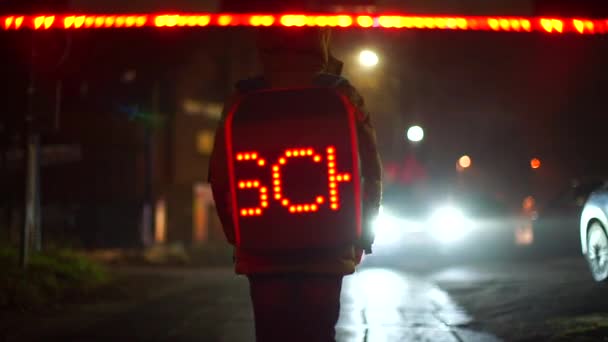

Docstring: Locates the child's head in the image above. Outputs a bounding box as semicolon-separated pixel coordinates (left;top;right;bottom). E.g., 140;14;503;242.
255;27;331;63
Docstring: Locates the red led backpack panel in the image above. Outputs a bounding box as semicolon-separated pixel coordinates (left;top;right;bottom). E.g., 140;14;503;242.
224;87;361;250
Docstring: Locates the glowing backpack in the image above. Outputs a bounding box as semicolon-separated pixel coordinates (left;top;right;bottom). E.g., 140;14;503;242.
222;75;362;250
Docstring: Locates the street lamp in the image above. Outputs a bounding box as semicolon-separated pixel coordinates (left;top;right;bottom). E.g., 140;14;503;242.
359;49;379;68
457;155;472;171
406;125;424;143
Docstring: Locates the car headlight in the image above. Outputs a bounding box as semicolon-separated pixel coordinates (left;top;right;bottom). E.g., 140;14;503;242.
372;206;404;245
428;206;471;244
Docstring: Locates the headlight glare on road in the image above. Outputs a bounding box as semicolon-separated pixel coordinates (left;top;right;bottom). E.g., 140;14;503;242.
429;206;471;244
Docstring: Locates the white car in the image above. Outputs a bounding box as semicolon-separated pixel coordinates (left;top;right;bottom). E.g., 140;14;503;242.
580;182;608;281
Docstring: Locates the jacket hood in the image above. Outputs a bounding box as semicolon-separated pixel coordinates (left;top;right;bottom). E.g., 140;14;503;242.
256;27;342;87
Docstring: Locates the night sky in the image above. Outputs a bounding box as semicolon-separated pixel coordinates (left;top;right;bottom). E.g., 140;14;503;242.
2;1;608;207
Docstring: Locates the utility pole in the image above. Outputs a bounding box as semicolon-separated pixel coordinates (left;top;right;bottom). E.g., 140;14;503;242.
118;71;159;248
0;121;7;242
8;0;69;268
141;81;160;247
142;121;153;247
21;35;42;268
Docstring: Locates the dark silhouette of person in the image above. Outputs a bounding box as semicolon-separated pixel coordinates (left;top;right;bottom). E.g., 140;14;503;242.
209;27;382;342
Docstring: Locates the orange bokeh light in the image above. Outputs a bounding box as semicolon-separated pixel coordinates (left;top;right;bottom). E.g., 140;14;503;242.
530;158;541;169
458;155;472;169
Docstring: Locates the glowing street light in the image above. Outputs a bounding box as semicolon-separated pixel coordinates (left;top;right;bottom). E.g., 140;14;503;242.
359;49;379;68
406;125;424;143
457;155;472;171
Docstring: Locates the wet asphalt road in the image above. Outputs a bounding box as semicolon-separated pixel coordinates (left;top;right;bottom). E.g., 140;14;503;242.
3;265;497;342
5;251;608;342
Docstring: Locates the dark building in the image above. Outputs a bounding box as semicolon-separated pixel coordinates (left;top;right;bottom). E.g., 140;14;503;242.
1;27;258;249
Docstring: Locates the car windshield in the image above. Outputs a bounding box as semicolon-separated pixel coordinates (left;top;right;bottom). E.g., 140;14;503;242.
3;5;608;342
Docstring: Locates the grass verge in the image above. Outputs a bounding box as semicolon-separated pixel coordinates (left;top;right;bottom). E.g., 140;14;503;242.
86;243;234;267
0;246;110;311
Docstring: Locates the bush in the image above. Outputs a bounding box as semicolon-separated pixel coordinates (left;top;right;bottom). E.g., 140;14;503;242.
0;246;109;310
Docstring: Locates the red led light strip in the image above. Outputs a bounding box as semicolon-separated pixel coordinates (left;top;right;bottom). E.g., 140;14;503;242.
235;152;268;217
224;98;242;246
326;146;351;211
274;148;322;214
1;13;607;34
235;147;353;217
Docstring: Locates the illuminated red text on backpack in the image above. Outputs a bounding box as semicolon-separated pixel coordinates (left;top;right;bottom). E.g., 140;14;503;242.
325;146;352;211
272;148;322;214
234;152;268;216
234;146;352;216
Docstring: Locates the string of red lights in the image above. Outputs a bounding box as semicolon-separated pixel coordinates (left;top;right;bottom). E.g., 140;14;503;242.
1;13;605;34
235;146;352;217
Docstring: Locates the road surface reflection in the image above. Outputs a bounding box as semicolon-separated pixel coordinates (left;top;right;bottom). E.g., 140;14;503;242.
336;267;499;342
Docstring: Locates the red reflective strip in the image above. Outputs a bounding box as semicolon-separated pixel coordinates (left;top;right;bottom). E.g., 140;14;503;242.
337;93;362;239
225;97;243;246
1;13;608;34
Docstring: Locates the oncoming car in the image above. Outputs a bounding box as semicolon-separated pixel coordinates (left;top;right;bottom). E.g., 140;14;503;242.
580;181;608;281
370;187;517;261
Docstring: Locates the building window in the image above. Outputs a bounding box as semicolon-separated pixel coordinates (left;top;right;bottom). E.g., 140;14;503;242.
196;130;215;155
